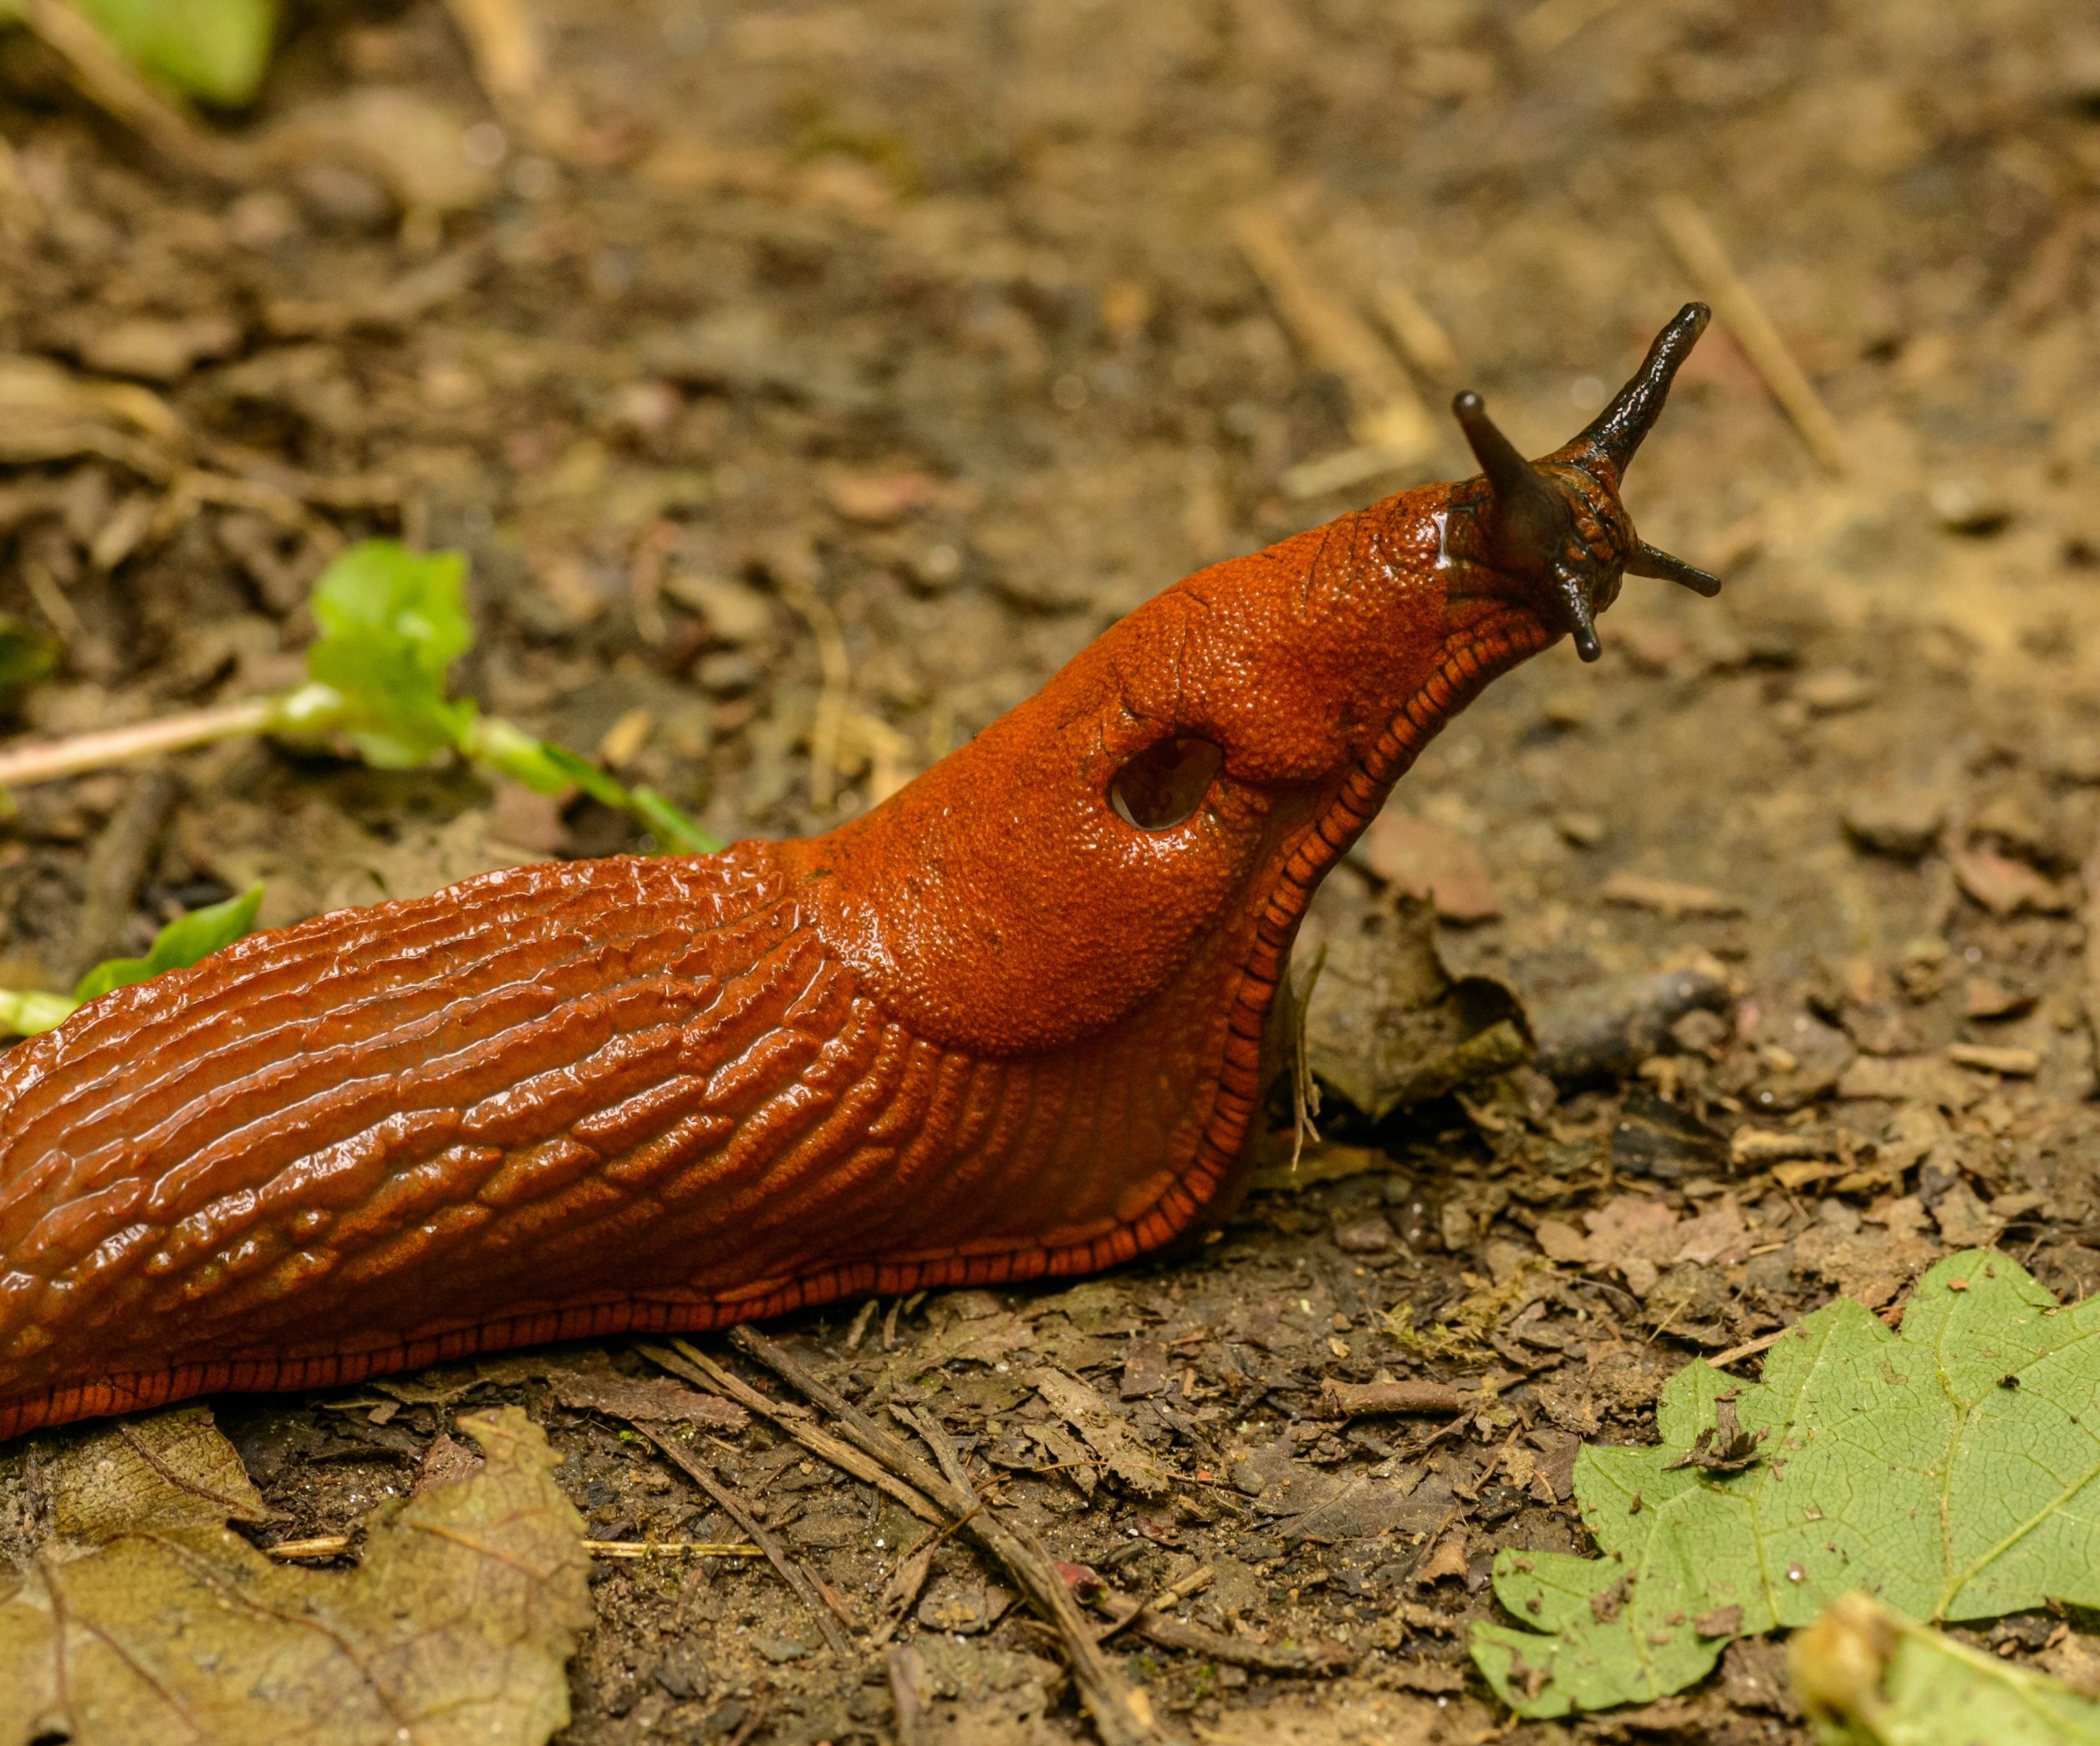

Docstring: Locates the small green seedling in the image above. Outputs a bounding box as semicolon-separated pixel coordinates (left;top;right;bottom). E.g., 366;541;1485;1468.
0;542;721;1038
0;543;722;854
270;540;721;855
0;884;262;1038
286;541;477;769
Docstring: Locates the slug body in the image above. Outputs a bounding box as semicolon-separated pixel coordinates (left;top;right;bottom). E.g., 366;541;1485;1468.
0;309;1719;1439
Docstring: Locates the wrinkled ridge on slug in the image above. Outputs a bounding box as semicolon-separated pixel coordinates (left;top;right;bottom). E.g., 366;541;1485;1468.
0;307;1717;1439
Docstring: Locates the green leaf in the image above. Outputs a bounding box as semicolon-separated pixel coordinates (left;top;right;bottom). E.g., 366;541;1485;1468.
310;541;472;675
1792;1591;2100;1746
1471;1249;2100;1718
300;540;477;768
73;885;262;1003
72;0;278;105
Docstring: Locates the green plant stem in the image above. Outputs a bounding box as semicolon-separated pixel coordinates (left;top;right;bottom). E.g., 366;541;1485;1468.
0;988;76;1035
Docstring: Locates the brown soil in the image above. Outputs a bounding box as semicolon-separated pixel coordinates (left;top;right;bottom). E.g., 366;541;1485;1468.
3;0;2099;1741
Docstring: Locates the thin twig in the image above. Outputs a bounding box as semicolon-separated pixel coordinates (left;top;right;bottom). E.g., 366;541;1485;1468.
264;1535;354;1560
1369;277;1458;380
0;699;276;790
632;1423;855;1657
1231;204;1433;471
1083;1580;1350;1674
888;1643;931;1746
1092;1565;1212;1645
845;709;915;805
1654;196;1848;474
893;1403;975;1495
1705;1327;1792;1371
725;1689;772;1746
871;1539;938;1650
728;1326;1158;1746
775;572;851;813
1288;946;1326;1171
71;768;178;978
21;0;250;182
270;1534;769;1561
440;0;545;120
22;555;81;646
641;1340;942;1526
1321;1378;1471;1418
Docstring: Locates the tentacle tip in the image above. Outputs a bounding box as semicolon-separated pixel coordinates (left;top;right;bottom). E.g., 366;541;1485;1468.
1629;541;1723;598
1562;581;1603;662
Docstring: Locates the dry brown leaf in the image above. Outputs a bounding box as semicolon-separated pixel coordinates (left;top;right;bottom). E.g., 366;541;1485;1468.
1792;1221;1941;1310
1929;1182;2007;1250
0;353;187;478
1672;1194;1752;1268
1582;1195;1682;1296
258;87;500;212
0;1405;591;1744
827;468;940;524
1414;1528;1470;1585
1359;809;1501;922
1193;1692;1497;1744
1030;1369;1171;1497
1950;843;2072;916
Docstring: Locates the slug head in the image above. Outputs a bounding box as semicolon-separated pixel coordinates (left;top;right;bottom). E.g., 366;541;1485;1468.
1444;302;1719;662
788;305;1723;1059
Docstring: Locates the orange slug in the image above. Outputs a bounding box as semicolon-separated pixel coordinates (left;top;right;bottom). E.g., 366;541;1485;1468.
0;306;1717;1440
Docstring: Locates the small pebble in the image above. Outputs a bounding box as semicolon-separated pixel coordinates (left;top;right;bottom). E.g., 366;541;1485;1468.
1332;1214;1393;1255
1929;477;2011;535
1840;789;1945;860
1964;978;2034;1021
1794;668;1880;716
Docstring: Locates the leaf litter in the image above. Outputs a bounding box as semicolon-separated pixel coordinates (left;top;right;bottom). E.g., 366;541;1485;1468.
0;1404;591;1744
1473;1248;2100;1718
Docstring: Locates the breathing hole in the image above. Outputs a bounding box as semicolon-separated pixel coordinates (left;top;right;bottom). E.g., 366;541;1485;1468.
1109;737;1225;831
